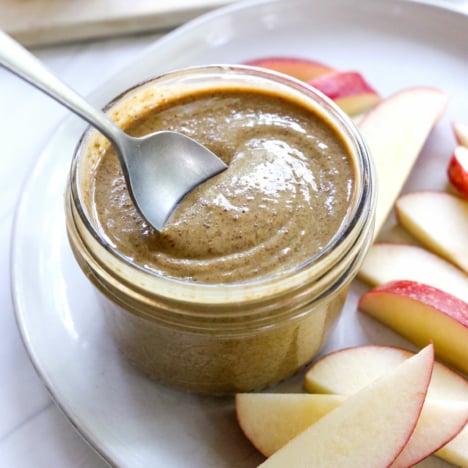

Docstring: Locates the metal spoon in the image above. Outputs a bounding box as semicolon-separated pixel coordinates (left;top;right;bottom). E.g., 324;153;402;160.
0;31;227;230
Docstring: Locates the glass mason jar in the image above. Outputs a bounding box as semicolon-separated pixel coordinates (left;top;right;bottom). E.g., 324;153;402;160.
65;65;376;395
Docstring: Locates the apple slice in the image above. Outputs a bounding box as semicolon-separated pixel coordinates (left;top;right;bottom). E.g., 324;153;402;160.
358;243;468;303
237;393;468;468
395;191;468;273
390;399;468;468
359;280;468;374
437;427;468;468
352;112;367;126
358;88;447;235
305;345;468;399
304;345;468;399
453;121;468;147
308;71;380;115
258;345;433;467
236;393;345;457
448;146;468;199
304;345;468;467
244;57;336;81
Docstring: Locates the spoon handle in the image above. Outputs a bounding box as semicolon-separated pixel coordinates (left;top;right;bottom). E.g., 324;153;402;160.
0;30;123;144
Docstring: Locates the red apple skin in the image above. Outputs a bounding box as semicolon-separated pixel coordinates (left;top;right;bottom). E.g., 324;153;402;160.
307;71;378;100
358;242;468;303
244;57;336;81
448;146;468;199
359;280;468;373
361;280;468;329
307;71;380;115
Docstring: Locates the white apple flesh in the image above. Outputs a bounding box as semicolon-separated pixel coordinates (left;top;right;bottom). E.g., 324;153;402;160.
453;121;468;147
236;393;345;457
358;88;447;235
236;393;468;468
258;345;433;468
304;345;468;467
358;242;468;303
396;191;468;273
305;345;468;400
389;399;468;468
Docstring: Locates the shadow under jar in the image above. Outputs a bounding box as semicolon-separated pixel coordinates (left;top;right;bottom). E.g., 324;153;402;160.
65;65;376;395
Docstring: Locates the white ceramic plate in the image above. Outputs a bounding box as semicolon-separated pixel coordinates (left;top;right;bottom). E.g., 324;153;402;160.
12;0;468;466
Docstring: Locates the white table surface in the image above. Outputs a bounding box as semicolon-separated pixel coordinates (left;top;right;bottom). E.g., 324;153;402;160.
0;32;162;468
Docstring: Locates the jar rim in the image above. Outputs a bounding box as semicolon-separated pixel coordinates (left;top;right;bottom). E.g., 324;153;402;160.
68;64;375;299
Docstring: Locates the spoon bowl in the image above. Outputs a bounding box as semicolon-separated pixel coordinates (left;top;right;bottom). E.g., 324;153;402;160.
0;31;227;230
121;130;227;230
